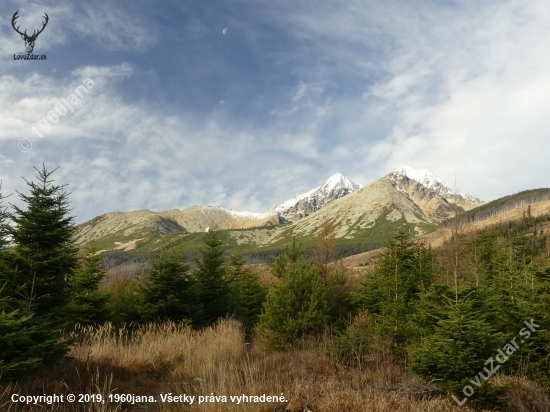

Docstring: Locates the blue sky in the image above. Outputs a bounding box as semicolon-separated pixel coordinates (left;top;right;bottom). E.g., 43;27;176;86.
2;0;550;223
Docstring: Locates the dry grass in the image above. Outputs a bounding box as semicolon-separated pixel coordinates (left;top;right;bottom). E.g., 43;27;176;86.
1;320;549;411
493;375;550;412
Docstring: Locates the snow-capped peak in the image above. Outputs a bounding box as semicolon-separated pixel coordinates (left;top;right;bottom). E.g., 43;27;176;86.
271;172;361;221
387;166;483;205
321;172;362;192
389;165;454;195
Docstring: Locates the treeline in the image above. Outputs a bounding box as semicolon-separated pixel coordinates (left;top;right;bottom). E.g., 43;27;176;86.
481;204;549;258
100;249;154;271
242;242;382;265
440;188;550;228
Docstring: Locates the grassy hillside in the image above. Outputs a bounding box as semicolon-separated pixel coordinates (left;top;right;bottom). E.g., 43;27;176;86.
93;208;438;272
439;188;550;228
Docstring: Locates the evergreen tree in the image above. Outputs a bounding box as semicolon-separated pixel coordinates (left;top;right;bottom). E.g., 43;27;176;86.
326;261;357;329
0;186;41;381
140;247;198;324
0;307;40;381
195;231;229;326
409;296;508;407
226;250;266;332
66;245;110;326
0;185;14;303
525;265;550;386
8;165;78;364
360;231;435;347
271;237;307;279
105;276;142;328
0;184;17;310
260;245;327;349
480;238;531;336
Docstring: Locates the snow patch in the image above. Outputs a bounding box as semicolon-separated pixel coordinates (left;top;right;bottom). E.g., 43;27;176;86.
272;172;362;215
208;207;275;220
390;166;454;194
388;166;482;203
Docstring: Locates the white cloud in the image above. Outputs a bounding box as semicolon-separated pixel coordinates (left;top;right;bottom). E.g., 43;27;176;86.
0;62;328;222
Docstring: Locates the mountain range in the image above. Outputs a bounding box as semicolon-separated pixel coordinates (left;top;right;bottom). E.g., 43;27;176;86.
74;166;485;255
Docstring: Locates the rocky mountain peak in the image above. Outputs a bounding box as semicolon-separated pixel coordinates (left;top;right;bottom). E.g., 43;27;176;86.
321;172;362;193
386;165;484;216
271;172;362;222
388;166;454;196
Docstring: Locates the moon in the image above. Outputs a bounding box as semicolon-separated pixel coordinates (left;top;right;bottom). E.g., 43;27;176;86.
222;28;227;35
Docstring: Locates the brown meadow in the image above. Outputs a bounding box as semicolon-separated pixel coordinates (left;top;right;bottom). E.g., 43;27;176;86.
2;319;549;412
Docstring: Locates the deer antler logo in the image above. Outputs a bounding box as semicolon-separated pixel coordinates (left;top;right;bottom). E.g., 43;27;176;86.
11;11;49;54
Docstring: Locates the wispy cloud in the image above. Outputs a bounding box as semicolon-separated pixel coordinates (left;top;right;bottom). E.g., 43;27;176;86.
71;1;156;51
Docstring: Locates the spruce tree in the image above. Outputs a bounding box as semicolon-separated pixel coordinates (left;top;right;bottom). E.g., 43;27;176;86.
325;261;355;328
0;186;14;302
226;250;266;332
0;307;40;381
360;231;435;347
526;265;550;386
271;237;307;278
260;246;327;349
66;245;110;326
9;165;78;363
140;247;198;324
0;186;41;380
195;231;229;326
0;184;16;307
409;296;508;407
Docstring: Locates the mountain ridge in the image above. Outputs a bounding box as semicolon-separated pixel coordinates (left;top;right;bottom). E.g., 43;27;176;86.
75;172;362;245
74;166;485;253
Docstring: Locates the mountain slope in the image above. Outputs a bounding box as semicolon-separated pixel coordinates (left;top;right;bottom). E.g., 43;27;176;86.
163;171;363;231
439;188;550;228
289;166;485;237
343;198;550;269
74;210;185;247
144;166;484;256
164;206;280;232
75;166;486;257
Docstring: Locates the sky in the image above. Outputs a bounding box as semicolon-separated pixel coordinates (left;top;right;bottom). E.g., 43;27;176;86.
2;0;550;223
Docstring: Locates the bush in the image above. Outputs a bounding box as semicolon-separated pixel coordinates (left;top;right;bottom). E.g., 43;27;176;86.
327;310;372;367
